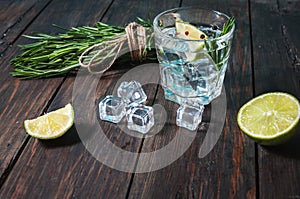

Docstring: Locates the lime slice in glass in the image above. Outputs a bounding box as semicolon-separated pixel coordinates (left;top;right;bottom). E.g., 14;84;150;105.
175;21;207;51
175;21;208;62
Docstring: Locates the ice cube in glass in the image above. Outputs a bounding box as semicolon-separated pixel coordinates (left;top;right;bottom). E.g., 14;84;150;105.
117;81;147;105
99;95;126;123
127;104;154;134
176;103;204;131
154;8;235;105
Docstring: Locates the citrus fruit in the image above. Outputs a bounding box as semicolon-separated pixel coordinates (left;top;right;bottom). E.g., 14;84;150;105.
237;92;300;146
24;103;74;139
175;21;208;41
175;21;208;62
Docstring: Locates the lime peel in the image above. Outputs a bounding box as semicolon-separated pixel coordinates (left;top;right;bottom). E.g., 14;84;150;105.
175;21;208;60
24;103;74;139
237;92;300;145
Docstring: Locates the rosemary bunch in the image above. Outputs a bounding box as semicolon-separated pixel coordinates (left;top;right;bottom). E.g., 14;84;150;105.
10;18;153;79
204;17;235;70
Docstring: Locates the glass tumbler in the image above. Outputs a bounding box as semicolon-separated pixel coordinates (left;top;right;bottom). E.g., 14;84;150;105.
153;7;235;105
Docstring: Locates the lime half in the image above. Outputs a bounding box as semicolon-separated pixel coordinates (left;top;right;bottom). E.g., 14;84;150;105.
24;103;74;139
237;92;300;145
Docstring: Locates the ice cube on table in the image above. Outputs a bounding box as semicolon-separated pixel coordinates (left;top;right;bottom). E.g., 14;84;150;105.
127;104;154;134
117;81;147;105
99;95;126;123
176;102;205;131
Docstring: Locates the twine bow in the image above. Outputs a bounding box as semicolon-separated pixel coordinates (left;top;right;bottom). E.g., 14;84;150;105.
79;22;148;74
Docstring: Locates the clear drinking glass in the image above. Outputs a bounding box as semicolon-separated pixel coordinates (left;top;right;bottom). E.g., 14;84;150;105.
153;7;235;105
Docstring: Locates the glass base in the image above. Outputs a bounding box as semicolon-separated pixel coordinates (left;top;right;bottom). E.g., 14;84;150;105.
163;87;220;105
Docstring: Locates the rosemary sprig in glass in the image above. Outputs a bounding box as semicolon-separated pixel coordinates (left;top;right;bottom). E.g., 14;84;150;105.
204;17;235;70
10;18;153;79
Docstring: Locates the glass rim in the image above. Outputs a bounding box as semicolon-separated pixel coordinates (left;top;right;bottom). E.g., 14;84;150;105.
153;7;235;43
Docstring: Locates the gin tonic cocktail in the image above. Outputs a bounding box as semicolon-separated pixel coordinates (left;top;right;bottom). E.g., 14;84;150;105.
153;7;235;105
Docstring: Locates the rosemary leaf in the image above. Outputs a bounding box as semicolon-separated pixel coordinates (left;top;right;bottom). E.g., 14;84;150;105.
205;17;235;70
10;17;155;79
10;18;154;79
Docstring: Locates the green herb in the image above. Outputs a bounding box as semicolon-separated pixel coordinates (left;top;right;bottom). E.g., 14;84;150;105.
10;18;153;79
220;17;235;36
204;17;235;70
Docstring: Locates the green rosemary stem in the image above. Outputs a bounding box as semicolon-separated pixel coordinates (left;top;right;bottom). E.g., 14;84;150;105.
204;17;235;70
10;18;154;79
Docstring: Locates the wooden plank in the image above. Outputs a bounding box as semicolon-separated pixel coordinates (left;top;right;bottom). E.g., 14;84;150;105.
100;0;180;26
0;3;62;187
0;0;180;198
0;74;137;199
0;0;52;54
251;0;299;95
251;0;300;198
0;0;113;193
128;0;256;198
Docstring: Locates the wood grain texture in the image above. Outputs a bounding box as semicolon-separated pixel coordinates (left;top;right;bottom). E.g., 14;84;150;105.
0;0;179;198
0;0;299;198
251;0;300;198
0;0;113;194
128;0;256;198
0;0;52;54
0;75;137;199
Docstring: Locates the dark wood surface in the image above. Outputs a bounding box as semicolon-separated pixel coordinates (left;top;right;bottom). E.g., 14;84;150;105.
0;0;299;198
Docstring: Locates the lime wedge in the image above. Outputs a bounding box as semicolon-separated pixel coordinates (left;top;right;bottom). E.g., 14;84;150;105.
237;92;300;145
24;103;74;139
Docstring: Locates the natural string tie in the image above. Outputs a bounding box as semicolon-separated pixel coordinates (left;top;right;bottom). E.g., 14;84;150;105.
78;22;147;74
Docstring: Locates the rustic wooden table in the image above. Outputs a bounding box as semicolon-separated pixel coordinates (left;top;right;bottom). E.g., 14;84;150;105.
0;0;300;198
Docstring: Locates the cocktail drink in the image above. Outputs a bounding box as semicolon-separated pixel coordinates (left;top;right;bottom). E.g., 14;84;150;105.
153;7;235;105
